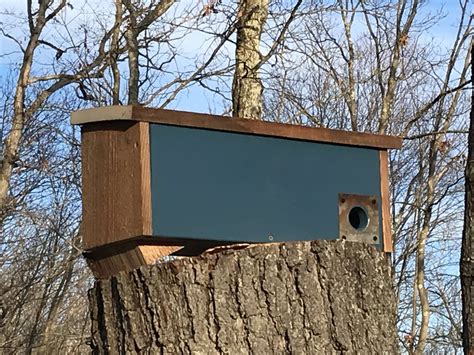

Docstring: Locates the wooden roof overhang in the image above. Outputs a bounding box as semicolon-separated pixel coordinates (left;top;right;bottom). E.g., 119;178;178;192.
71;105;403;150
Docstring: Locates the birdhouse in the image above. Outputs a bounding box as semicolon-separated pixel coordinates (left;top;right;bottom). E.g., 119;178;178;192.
71;106;402;278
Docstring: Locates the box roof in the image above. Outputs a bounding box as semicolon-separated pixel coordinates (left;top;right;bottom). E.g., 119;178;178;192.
71;105;402;150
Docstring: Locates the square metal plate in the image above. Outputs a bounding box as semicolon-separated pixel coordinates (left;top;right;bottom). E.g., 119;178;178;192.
338;194;379;245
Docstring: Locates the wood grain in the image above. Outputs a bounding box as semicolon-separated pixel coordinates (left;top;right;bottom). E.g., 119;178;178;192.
81;121;176;278
86;245;182;279
72;105;403;150
81;121;152;249
83;235;239;260
379;150;393;253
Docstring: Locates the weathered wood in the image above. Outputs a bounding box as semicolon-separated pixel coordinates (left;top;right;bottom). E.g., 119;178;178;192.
81;121;176;277
81;121;152;249
89;240;398;353
86;245;182;279
379;150;394;253
71;105;403;150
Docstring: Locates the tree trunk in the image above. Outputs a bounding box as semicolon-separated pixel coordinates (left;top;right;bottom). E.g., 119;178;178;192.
89;240;398;353
232;0;269;119
461;39;474;354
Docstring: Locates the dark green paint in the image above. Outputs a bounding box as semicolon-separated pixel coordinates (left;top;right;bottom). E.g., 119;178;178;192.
150;123;382;245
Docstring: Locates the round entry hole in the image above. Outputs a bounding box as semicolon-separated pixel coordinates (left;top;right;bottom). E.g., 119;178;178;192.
348;206;369;231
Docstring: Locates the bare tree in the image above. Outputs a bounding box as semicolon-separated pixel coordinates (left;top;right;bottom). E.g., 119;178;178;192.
0;0;131;351
262;0;472;352
232;0;269;119
0;0;471;352
121;0;176;104
461;37;474;354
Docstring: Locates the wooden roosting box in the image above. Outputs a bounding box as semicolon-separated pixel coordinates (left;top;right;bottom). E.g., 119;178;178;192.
71;106;402;278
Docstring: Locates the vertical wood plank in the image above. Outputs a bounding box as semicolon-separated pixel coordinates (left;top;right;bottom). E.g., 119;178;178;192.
81;120;183;278
379;150;393;253
81;121;152;249
139;122;152;235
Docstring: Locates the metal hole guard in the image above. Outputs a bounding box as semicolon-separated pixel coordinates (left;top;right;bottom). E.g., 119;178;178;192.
338;193;380;245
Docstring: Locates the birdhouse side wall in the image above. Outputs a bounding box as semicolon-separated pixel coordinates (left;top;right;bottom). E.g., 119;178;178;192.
81;121;152;250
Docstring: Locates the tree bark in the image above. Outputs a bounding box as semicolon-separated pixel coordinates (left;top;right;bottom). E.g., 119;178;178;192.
461;39;474;354
89;240;398;353
232;0;269;119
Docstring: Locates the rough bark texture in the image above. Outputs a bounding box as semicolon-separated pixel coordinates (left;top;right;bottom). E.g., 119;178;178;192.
89;240;398;353
461;40;474;354
232;0;269;119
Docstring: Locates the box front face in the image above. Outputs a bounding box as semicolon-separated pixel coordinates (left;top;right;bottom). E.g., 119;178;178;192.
81;121;152;249
149;123;382;245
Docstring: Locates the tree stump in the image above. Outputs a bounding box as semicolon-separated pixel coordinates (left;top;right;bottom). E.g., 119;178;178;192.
89;240;398;353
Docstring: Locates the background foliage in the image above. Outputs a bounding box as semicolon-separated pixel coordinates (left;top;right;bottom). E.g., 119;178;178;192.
0;0;472;352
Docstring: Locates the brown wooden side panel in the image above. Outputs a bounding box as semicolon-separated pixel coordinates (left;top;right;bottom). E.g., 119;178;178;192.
379;150;393;253
81;121;152;249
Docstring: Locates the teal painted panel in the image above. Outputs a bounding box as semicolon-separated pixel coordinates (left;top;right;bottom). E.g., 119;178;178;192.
150;124;382;244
